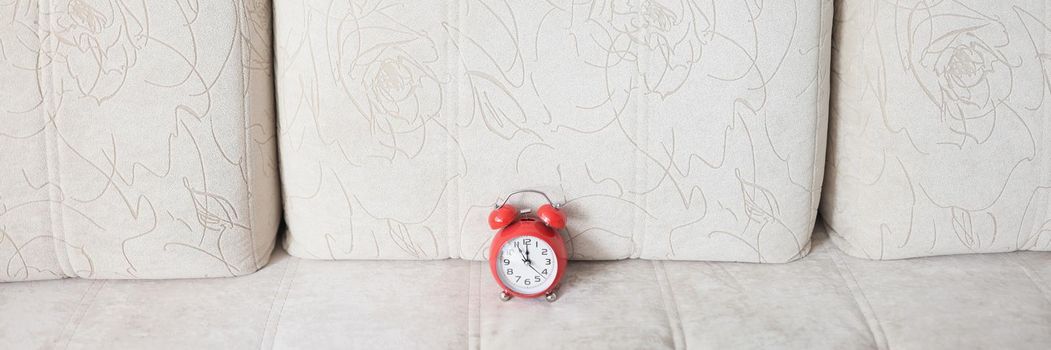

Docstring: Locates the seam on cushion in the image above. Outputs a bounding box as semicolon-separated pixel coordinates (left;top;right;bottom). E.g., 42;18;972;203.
1039;0;1050;252
237;0;260;273
829;249;889;350
55;280;106;348
259;255;300;350
453;0;461;259
37;0;74;279
633;7;646;260
1020;0;1048;253
445;0;461;260
467;261;481;350
653;261;685;350
1004;254;1051;305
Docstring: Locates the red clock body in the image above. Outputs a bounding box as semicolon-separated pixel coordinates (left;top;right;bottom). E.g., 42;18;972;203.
488;218;567;299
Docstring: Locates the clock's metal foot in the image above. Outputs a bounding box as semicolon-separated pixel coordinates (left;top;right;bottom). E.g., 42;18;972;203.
500;291;512;301
545;291;558;302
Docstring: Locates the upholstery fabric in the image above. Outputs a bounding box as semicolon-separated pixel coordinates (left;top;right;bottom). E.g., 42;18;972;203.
823;0;1051;259
276;0;834;262
2;226;1049;349
0;0;280;281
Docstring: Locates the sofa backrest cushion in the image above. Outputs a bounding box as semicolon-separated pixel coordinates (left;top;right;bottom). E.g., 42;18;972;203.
823;0;1051;259
276;0;833;262
0;0;280;281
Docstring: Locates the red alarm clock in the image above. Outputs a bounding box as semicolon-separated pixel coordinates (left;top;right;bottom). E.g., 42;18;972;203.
488;190;567;302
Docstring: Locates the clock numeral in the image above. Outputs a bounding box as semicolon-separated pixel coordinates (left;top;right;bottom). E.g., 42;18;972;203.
545;258;551;265
502;259;510;266
541;249;548;255
506;268;513;275
523;238;531;246
534;276;541;283
515;276;521;283
524;279;531;286
542;269;548;275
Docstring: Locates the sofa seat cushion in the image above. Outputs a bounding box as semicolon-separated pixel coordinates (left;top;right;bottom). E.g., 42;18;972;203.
2;226;1049;349
276;0;834;262
823;0;1051;259
0;0;280;281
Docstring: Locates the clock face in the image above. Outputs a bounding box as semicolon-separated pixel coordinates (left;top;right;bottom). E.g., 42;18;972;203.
496;236;558;295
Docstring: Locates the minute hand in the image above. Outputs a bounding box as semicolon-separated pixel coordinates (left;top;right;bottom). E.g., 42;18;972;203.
526;263;546;280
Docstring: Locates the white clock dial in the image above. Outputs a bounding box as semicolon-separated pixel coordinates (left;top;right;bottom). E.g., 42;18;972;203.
496;236;558;294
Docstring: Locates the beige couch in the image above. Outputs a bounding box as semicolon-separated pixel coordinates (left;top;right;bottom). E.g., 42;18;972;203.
0;0;1048;349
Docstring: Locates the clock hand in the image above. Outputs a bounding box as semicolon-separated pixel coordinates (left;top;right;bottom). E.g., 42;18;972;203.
516;246;528;263
526;263;546;280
